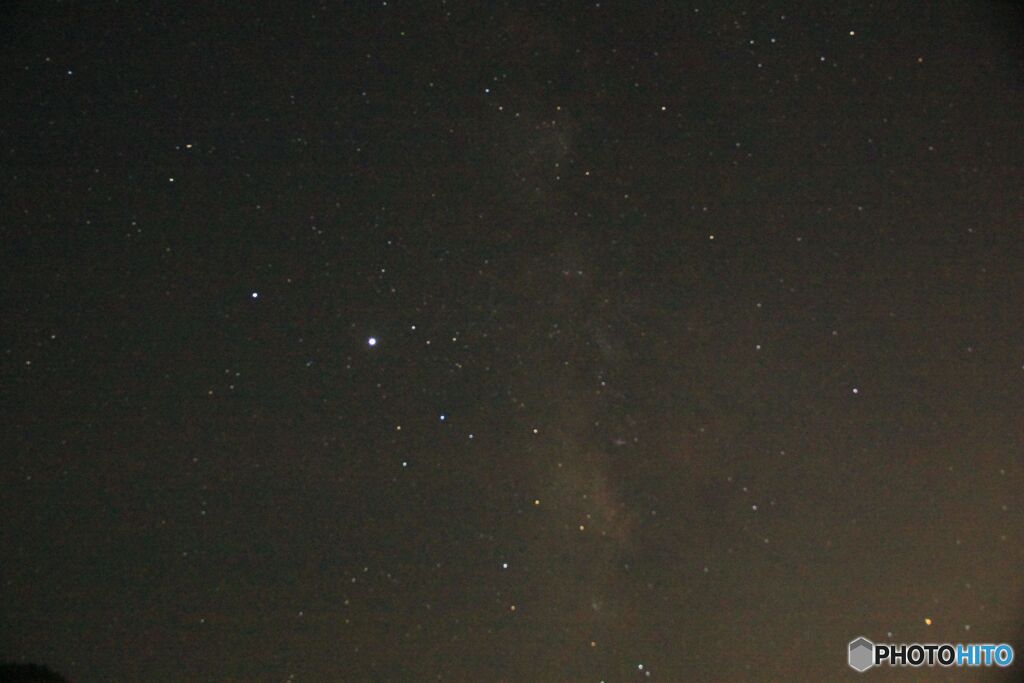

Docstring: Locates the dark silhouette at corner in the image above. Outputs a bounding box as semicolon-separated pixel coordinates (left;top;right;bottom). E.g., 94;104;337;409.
0;664;70;683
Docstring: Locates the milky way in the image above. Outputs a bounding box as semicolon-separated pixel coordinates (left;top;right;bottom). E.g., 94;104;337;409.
1;2;1022;681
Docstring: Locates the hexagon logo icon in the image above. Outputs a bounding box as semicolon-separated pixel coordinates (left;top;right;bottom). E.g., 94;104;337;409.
848;637;875;672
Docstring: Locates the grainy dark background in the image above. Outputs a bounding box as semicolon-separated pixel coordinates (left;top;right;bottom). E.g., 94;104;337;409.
1;2;1022;680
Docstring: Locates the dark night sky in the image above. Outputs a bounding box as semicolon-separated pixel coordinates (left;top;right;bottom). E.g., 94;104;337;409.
2;2;1023;681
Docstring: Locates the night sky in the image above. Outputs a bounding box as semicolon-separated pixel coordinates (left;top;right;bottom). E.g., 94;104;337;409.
2;2;1023;681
